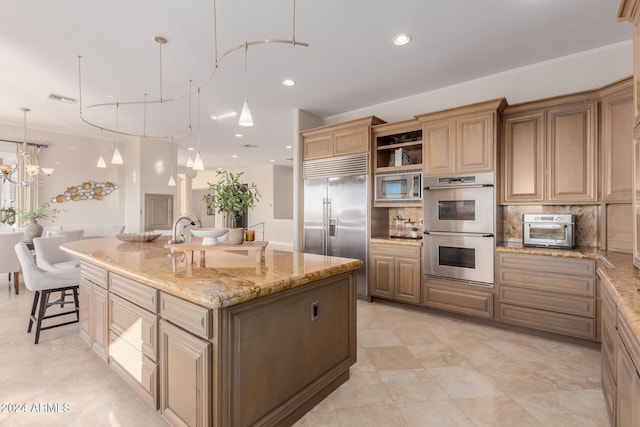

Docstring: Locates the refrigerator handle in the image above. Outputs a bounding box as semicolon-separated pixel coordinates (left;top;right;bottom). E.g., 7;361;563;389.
322;198;329;254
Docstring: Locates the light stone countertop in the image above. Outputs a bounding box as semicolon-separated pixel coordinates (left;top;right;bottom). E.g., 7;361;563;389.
62;237;363;309
598;251;640;342
496;242;601;260
370;236;423;247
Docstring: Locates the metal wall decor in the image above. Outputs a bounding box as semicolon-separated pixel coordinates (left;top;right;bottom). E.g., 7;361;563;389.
51;181;118;203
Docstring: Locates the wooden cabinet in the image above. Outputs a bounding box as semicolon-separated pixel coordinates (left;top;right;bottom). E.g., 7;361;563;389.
496;252;597;340
301;116;384;161
369;242;421;304
416;98;507;176
501;94;598;204
79;262;109;361
108;273;159;409
616;311;640;427
601;78;634;202
159;319;211;427
373;119;423;173
602;281;618;426
422;277;494;319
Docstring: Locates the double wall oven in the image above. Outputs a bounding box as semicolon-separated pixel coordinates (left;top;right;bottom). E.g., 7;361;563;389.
423;172;495;287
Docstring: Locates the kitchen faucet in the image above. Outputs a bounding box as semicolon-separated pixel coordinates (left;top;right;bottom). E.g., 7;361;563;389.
169;216;196;244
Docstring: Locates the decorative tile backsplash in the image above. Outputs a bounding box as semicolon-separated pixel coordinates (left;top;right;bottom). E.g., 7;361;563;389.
388;207;423;237
501;205;599;247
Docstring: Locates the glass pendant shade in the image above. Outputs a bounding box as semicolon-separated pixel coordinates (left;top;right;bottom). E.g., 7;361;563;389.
96;154;107;168
186;153;194;167
112;146;124;165
168;175;176;186
239;100;253;127
193;151;204;170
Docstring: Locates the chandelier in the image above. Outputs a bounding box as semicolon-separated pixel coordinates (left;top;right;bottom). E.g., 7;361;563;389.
77;0;308;147
0;107;54;187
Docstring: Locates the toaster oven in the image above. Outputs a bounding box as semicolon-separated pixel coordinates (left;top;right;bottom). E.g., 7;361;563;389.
522;214;575;249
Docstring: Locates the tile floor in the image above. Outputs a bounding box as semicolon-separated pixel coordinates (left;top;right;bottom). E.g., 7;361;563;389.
0;283;609;426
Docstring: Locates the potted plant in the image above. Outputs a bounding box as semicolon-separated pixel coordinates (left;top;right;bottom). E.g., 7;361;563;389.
19;202;65;242
410;226;419;238
203;171;261;244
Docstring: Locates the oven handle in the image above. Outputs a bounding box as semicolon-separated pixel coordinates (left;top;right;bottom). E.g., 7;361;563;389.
424;231;494;238
524;223;568;230
424;183;493;190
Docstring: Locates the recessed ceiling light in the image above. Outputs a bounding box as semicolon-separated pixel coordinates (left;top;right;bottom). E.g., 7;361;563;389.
186;147;195;151
393;34;411;46
282;79;296;87
270;159;275;163
285;145;292;149
231;155;238;158
235;133;243;138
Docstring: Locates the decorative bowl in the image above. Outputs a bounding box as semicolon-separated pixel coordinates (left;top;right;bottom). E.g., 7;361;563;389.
190;228;229;245
115;232;162;242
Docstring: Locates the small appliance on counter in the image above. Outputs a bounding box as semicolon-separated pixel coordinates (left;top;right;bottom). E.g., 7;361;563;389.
522;214;575;249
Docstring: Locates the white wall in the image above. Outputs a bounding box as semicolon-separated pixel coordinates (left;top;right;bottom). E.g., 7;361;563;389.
0;124;126;236
324;42;633;125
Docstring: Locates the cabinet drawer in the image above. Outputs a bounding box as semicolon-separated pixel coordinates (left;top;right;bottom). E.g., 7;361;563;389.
109;293;158;361
499;285;596;317
109;332;158;409
499;268;595;297
601;283;617;325
371;243;420;259
80;261;108;288
498;253;595;276
423;282;493;319
160;292;212;340
499;303;596;340
110;273;158;313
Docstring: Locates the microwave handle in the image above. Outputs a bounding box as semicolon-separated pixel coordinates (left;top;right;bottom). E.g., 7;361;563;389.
525;223;568;229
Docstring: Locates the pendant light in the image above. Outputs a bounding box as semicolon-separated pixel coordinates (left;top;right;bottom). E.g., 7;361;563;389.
96;128;107;168
192;87;204;171
186;153;194;168
185;80;195;168
238;43;253;127
111;104;124;165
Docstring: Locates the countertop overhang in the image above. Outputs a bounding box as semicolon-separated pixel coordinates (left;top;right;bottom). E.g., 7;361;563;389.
61;237;363;309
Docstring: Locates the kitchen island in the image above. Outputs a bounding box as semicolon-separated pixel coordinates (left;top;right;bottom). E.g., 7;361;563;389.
61;237;362;427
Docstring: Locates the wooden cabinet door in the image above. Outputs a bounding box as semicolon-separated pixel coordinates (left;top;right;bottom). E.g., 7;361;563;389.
501;112;545;203
423;119;456;175
617;340;638;427
395;257;420;304
333;126;368;156
601;82;634;202
79;278;91;346
159;320;211;427
547;101;598;203
303;133;333;160
370;254;394;298
456;112;494;173
92;284;109;361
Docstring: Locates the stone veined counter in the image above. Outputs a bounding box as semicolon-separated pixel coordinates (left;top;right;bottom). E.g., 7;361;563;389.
62;237;362;427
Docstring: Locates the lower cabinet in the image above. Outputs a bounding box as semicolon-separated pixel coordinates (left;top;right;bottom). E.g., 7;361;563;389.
369;242;421;304
159;320;211;427
79;263;109;361
496;252;597;340
616;309;640;427
422;278;494;319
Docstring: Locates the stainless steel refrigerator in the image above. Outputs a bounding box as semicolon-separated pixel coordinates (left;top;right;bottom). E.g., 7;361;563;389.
303;154;368;297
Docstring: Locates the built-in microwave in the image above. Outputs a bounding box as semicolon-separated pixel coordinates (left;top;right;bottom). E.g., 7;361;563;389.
374;171;422;203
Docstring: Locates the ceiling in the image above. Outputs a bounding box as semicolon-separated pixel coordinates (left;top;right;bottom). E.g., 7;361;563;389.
0;0;632;169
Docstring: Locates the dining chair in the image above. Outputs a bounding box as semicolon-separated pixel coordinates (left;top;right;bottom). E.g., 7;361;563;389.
33;235;79;271
49;229;85;241
14;242;79;344
0;232;25;294
42;225;62;237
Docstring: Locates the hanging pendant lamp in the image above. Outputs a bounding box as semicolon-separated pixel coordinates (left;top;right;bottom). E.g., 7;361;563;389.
238;43;254;127
192;87;205;170
96;128;107;168
111;104;124;165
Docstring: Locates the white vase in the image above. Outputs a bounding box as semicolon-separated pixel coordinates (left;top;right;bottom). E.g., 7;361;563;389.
225;228;244;245
24;220;43;243
410;230;418;238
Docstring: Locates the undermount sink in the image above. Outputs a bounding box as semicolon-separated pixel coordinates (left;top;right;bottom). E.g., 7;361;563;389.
190;228;229;245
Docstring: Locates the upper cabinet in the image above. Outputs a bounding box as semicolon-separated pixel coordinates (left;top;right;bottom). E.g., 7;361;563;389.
301;116;385;161
618;1;640;126
601;78;634;203
372;119;423;173
416;98;507;176
500;93;599;204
